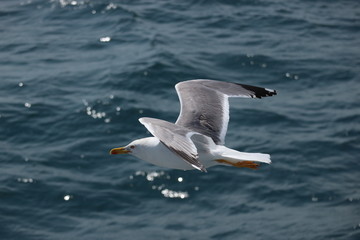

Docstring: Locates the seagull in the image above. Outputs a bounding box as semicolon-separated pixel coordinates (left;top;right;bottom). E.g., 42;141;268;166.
110;79;277;172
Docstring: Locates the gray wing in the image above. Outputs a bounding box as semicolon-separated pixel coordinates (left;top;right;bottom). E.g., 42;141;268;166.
139;117;207;172
175;79;277;145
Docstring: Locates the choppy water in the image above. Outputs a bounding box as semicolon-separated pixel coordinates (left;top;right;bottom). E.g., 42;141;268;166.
1;0;359;239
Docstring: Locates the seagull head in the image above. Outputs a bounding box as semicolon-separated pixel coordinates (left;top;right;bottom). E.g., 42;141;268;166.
110;141;137;155
109;145;133;155
110;137;158;158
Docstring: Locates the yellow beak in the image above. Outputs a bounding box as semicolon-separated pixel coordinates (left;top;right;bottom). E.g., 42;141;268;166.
110;147;131;155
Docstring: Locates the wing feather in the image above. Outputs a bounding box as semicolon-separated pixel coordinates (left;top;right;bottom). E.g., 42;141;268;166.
139;117;207;172
175;79;277;144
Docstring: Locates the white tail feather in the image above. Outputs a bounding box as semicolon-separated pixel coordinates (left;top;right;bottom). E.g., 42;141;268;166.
214;146;271;164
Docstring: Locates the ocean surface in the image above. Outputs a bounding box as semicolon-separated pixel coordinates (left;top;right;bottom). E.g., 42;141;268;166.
1;0;359;239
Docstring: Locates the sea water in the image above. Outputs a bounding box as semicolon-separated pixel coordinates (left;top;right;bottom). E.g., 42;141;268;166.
0;0;359;239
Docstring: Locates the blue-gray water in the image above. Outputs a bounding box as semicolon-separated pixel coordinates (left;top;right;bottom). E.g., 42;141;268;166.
1;0;359;239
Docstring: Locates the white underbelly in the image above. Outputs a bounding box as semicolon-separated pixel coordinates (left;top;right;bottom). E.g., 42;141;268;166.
145;141;195;170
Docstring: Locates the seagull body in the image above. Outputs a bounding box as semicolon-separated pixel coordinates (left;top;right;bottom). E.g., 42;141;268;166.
110;79;277;172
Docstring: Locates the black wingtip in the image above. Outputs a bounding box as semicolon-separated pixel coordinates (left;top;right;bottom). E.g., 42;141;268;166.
239;83;277;99
191;163;207;172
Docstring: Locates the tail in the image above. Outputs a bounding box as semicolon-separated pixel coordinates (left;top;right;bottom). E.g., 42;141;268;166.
214;146;271;164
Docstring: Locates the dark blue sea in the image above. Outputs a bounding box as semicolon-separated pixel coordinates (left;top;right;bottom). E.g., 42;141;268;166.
1;0;359;239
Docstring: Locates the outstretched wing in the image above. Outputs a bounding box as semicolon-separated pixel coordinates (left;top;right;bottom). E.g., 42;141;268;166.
175;79;277;145
139;117;207;172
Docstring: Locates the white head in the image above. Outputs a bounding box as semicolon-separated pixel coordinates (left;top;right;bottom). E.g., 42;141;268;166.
110;137;160;160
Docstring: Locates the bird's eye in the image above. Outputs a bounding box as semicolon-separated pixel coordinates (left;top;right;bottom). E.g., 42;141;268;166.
130;145;135;149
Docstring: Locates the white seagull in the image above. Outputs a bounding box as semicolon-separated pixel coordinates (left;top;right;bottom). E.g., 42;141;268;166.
110;79;277;172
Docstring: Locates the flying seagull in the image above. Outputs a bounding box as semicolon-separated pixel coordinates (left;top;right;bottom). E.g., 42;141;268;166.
110;79;277;172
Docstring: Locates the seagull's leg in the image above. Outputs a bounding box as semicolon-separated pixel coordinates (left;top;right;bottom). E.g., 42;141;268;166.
215;159;259;169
